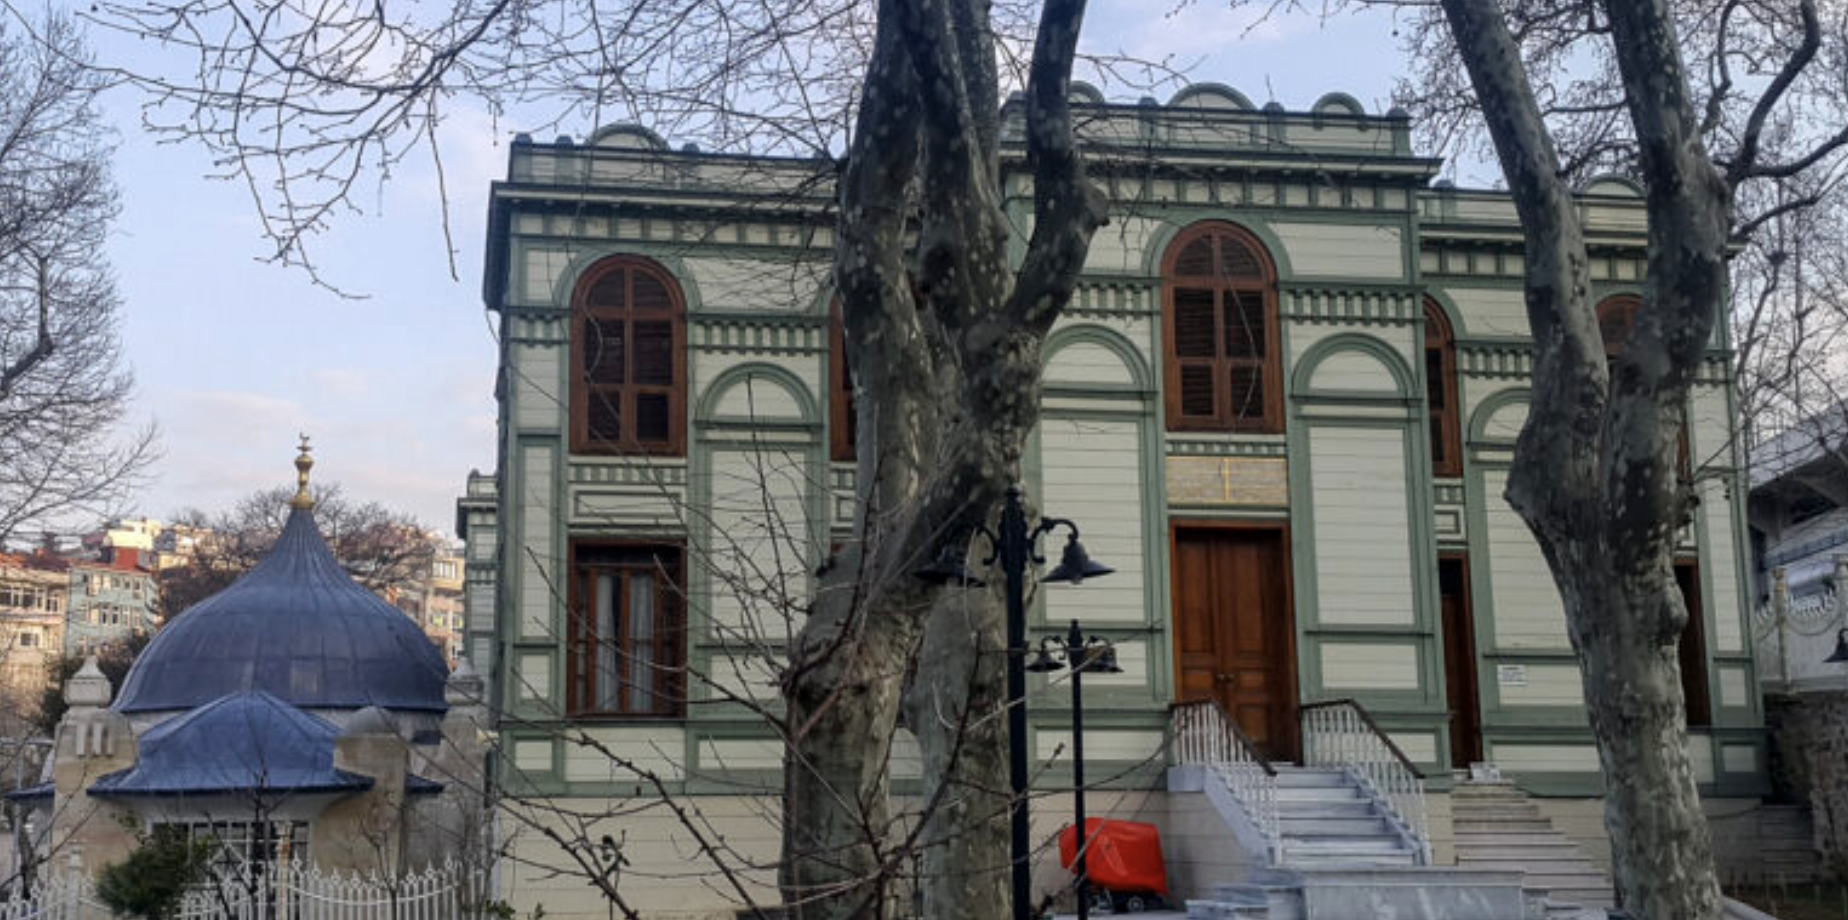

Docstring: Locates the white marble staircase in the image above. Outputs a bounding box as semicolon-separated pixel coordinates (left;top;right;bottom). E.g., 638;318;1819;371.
1451;780;1615;912
1273;767;1420;867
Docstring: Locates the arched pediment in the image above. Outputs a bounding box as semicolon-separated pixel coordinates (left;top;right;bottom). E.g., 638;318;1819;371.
1169;83;1256;111
697;364;818;425
588;124;670;151
1044;325;1151;391
1291;334;1413;398
1469;389;1531;445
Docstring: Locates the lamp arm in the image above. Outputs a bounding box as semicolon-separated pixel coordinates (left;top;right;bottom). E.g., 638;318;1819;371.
973;523;1001;567
1030;517;1079;565
1035;517;1079;539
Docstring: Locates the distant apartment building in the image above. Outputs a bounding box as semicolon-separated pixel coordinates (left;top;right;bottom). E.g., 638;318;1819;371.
388;536;468;662
151;521;211;570
0;554;70;720
64;545;158;655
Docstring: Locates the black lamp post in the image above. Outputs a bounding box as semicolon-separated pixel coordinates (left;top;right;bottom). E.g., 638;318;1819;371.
915;485;1112;920
1027;619;1122;920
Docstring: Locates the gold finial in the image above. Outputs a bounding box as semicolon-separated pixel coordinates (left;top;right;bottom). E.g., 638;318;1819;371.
290;434;315;510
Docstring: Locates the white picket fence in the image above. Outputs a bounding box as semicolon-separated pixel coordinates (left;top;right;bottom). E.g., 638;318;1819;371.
0;860;489;920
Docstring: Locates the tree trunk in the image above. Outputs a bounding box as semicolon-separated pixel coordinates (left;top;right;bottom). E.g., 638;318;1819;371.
1548;548;1721;918
902;593;1011;920
781;1;1101;917
782;547;930;920
1440;1;1731;916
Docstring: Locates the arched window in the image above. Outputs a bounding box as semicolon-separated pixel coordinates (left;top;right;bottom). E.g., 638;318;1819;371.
1424;301;1462;476
570;257;687;455
829;305;856;462
1162;223;1282;433
1596;294;1642;358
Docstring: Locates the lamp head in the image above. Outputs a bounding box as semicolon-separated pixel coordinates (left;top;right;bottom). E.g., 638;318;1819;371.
1025;645;1063;673
1044;534;1114;585
1089;644;1123;675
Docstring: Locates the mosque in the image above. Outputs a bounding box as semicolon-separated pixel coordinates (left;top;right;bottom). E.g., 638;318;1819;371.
10;443;491;880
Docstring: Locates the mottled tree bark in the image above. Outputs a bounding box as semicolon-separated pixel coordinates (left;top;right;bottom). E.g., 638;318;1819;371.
1438;2;1734;917
780;0;1104;918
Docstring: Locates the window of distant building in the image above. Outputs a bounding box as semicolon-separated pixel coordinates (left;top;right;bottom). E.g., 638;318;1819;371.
570;257;687;455
567;543;684;718
1162;222;1283;433
1425;301;1463;477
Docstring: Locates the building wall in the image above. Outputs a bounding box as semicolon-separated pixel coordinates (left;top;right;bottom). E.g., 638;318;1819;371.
64;561;156;655
0;563;69;723
467;87;1769;914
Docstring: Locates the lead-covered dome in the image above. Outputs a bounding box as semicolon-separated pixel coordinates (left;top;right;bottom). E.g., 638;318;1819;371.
115;501;449;716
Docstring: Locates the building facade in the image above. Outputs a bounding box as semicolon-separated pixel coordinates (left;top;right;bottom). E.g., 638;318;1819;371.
464;85;1766;917
12;451;488;883
64;547;158;656
0;556;69;728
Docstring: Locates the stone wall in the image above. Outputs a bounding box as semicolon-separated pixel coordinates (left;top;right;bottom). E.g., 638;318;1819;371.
1767;691;1848;878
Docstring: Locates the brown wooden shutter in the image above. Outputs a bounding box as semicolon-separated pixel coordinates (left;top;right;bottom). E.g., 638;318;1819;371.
830;312;856;462
1164;224;1280;434
1219;238;1263;280
1180;366;1217;418
1424;301;1462;476
571;259;686;455
1598;295;1641;357
1224;290;1265;359
1175;237;1214;276
1228;365;1265;424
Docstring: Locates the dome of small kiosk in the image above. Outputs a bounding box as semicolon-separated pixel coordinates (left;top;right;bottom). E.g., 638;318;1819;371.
114;443;449;715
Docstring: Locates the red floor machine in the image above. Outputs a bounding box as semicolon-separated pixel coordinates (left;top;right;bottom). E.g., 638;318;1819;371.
1057;819;1170;913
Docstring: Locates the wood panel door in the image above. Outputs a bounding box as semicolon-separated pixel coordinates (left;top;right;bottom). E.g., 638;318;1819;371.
1438;555;1483;769
1675;561;1712;728
1173;525;1298;761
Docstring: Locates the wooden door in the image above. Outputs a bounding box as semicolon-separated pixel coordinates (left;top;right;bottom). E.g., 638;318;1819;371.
1675;561;1712;727
1438;555;1483;769
1173;525;1297;761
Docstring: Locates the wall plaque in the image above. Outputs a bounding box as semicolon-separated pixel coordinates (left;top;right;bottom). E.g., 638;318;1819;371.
1165;456;1288;507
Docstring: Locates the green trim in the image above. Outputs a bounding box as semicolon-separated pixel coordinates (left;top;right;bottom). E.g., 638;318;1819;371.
1290;332;1417;400
1466;387;1531;446
1138;215;1298;278
693;361;822;426
1287;374;1444;717
514;240;709;313
1043;323;1155;391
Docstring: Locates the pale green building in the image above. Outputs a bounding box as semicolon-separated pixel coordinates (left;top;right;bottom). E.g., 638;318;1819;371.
459;84;1771;918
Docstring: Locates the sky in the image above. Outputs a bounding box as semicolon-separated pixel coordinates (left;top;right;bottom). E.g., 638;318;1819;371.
74;0;1419;532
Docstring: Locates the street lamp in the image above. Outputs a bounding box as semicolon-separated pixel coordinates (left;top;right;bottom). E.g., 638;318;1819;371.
914;485;1113;920
1027;620;1122;920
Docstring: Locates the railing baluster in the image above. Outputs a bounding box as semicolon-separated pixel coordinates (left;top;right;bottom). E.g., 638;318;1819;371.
1297;698;1430;865
1171;699;1280;862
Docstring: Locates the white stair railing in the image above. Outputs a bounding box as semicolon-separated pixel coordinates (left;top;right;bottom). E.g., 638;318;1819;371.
1170;698;1279;863
1300;698;1431;864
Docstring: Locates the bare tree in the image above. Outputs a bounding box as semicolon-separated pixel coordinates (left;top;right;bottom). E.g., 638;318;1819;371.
1208;0;1847;915
0;10;156;546
73;0;1119;915
158;485;443;620
1434;1;1840;917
